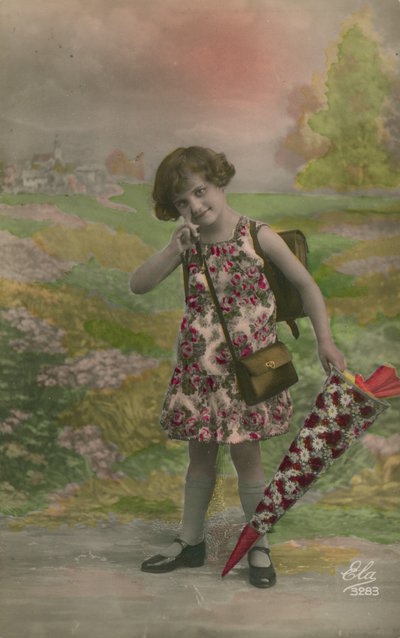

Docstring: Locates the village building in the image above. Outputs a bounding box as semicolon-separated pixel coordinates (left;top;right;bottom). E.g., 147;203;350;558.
21;170;52;191
74;165;107;192
1;137;144;194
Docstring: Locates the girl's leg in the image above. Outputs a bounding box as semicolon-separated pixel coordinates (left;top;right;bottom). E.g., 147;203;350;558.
230;441;271;568
163;440;218;557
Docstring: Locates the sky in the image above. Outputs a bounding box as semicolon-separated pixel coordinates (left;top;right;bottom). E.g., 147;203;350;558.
1;0;399;191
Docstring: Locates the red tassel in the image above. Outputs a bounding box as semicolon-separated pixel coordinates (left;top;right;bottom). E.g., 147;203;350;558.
221;525;260;577
354;374;372;395
356;365;400;398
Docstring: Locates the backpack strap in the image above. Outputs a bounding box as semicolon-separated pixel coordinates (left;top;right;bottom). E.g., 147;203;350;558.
249;220;300;339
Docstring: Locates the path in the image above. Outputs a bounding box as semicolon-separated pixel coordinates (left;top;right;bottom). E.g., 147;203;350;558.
0;515;399;638
96;184;136;213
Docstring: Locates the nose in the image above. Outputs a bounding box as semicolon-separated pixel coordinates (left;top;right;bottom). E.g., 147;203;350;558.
191;204;203;216
189;197;206;216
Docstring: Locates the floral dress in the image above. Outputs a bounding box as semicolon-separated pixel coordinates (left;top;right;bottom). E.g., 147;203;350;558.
159;216;293;444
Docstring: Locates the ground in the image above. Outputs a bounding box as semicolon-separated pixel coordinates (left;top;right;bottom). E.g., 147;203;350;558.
1;510;399;638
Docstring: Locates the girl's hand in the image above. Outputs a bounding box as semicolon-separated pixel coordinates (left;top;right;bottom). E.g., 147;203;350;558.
170;223;199;255
318;342;346;375
171;212;200;255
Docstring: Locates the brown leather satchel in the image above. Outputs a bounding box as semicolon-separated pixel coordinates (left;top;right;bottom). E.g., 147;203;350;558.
196;243;298;406
249;221;308;339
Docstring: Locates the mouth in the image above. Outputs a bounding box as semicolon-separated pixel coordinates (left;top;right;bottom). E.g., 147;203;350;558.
193;208;210;220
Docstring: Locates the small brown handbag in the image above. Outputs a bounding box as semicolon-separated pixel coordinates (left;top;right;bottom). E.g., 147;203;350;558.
233;341;298;406
196;243;298;406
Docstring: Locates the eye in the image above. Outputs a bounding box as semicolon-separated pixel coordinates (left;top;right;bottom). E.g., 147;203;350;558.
195;187;206;196
175;200;187;209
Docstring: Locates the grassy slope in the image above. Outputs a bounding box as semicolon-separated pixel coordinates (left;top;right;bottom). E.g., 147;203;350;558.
0;186;399;541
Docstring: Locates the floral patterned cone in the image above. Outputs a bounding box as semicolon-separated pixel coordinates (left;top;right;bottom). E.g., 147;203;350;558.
221;366;397;577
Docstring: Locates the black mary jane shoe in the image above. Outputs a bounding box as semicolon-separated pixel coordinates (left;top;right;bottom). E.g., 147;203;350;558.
248;546;277;589
141;538;206;574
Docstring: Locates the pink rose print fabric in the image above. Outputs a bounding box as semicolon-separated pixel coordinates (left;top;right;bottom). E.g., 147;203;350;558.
159;217;293;444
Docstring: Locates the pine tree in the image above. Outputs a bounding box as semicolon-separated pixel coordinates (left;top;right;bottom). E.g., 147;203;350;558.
296;25;400;191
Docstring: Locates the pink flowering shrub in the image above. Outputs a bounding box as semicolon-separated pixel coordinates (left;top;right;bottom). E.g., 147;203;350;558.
58;425;124;479
0;410;29;435
0;231;74;283
362;433;400;457
37;349;157;389
1;307;65;354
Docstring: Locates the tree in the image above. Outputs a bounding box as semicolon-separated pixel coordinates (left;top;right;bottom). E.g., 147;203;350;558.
295;24;400;191
382;77;400;171
275;85;329;173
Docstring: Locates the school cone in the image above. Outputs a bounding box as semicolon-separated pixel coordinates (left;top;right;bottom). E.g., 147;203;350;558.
221;365;400;578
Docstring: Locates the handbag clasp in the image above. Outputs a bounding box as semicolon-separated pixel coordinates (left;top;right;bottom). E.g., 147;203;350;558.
265;360;276;368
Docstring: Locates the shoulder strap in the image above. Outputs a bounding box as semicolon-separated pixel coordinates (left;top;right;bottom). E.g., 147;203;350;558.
249;220;300;339
195;242;239;364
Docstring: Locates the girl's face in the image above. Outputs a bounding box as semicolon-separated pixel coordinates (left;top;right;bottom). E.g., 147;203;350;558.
172;173;226;227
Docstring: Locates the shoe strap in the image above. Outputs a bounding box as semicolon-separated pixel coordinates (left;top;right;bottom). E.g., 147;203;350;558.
173;537;204;549
172;537;188;549
249;546;271;556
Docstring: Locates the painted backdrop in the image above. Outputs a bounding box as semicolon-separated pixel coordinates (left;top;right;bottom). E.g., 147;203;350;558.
0;0;399;635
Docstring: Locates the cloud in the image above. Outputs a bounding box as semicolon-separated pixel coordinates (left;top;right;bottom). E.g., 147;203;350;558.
1;0;399;189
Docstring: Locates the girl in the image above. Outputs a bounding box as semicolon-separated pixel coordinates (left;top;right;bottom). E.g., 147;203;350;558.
130;146;345;588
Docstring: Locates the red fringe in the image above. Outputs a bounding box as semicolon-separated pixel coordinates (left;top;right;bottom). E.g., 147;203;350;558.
221;525;260;577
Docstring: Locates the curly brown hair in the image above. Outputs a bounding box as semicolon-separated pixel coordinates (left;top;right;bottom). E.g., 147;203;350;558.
152;146;236;221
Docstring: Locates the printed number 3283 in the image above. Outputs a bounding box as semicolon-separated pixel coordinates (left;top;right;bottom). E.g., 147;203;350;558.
350;586;380;596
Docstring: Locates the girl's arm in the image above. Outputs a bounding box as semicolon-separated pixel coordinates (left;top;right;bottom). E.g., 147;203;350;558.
256;225;346;373
130;222;197;294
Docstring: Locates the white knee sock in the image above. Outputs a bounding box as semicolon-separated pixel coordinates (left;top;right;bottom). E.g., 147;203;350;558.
163;475;216;557
181;475;216;544
238;481;269;551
